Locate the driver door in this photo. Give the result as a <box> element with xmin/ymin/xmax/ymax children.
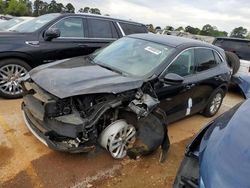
<box><xmin>39</xmin><ymin>16</ymin><xmax>90</xmax><ymax>63</ymax></box>
<box><xmin>155</xmin><ymin>48</ymin><xmax>198</xmax><ymax>123</ymax></box>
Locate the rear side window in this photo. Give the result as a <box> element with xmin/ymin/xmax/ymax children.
<box><xmin>88</xmin><ymin>19</ymin><xmax>118</xmax><ymax>38</ymax></box>
<box><xmin>119</xmin><ymin>22</ymin><xmax>147</xmax><ymax>35</ymax></box>
<box><xmin>51</xmin><ymin>17</ymin><xmax>84</xmax><ymax>37</ymax></box>
<box><xmin>195</xmin><ymin>49</ymin><xmax>217</xmax><ymax>72</ymax></box>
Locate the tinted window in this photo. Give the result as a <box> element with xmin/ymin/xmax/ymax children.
<box><xmin>223</xmin><ymin>40</ymin><xmax>249</xmax><ymax>49</ymax></box>
<box><xmin>88</xmin><ymin>19</ymin><xmax>118</xmax><ymax>38</ymax></box>
<box><xmin>167</xmin><ymin>49</ymin><xmax>195</xmax><ymax>77</ymax></box>
<box><xmin>51</xmin><ymin>17</ymin><xmax>84</xmax><ymax>37</ymax></box>
<box><xmin>195</xmin><ymin>49</ymin><xmax>217</xmax><ymax>72</ymax></box>
<box><xmin>214</xmin><ymin>39</ymin><xmax>250</xmax><ymax>61</ymax></box>
<box><xmin>213</xmin><ymin>38</ymin><xmax>224</xmax><ymax>47</ymax></box>
<box><xmin>119</xmin><ymin>22</ymin><xmax>147</xmax><ymax>35</ymax></box>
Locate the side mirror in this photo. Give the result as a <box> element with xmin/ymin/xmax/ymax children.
<box><xmin>162</xmin><ymin>73</ymin><xmax>184</xmax><ymax>85</ymax></box>
<box><xmin>44</xmin><ymin>28</ymin><xmax>60</xmax><ymax>41</ymax></box>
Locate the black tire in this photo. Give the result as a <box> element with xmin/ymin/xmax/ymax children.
<box><xmin>225</xmin><ymin>51</ymin><xmax>240</xmax><ymax>75</ymax></box>
<box><xmin>0</xmin><ymin>58</ymin><xmax>31</xmax><ymax>99</ymax></box>
<box><xmin>202</xmin><ymin>88</ymin><xmax>225</xmax><ymax>117</ymax></box>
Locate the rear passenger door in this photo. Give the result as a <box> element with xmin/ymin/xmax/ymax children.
<box><xmin>84</xmin><ymin>18</ymin><xmax>119</xmax><ymax>53</ymax></box>
<box><xmin>191</xmin><ymin>48</ymin><xmax>225</xmax><ymax>113</ymax></box>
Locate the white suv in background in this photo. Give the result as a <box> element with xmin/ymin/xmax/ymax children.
<box><xmin>213</xmin><ymin>37</ymin><xmax>250</xmax><ymax>76</ymax></box>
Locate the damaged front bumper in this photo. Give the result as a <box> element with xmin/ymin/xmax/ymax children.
<box><xmin>22</xmin><ymin>97</ymin><xmax>95</xmax><ymax>153</ymax></box>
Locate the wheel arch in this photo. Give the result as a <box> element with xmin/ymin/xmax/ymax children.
<box><xmin>0</xmin><ymin>52</ymin><xmax>35</xmax><ymax>68</ymax></box>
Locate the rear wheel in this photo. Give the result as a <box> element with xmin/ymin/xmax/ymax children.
<box><xmin>225</xmin><ymin>51</ymin><xmax>240</xmax><ymax>75</ymax></box>
<box><xmin>0</xmin><ymin>59</ymin><xmax>31</xmax><ymax>99</ymax></box>
<box><xmin>202</xmin><ymin>88</ymin><xmax>224</xmax><ymax>117</ymax></box>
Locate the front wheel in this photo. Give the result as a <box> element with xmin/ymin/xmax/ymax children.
<box><xmin>202</xmin><ymin>88</ymin><xmax>224</xmax><ymax>117</ymax></box>
<box><xmin>99</xmin><ymin>120</ymin><xmax>136</xmax><ymax>159</ymax></box>
<box><xmin>0</xmin><ymin>59</ymin><xmax>31</xmax><ymax>99</ymax></box>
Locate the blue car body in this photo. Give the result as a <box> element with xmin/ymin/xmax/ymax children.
<box><xmin>231</xmin><ymin>74</ymin><xmax>250</xmax><ymax>99</ymax></box>
<box><xmin>174</xmin><ymin>99</ymin><xmax>250</xmax><ymax>188</ymax></box>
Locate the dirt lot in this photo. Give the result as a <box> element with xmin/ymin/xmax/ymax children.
<box><xmin>0</xmin><ymin>91</ymin><xmax>244</xmax><ymax>188</ymax></box>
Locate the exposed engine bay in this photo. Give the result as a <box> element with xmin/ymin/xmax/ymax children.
<box><xmin>22</xmin><ymin>80</ymin><xmax>169</xmax><ymax>161</ymax></box>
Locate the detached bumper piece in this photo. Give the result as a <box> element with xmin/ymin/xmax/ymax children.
<box><xmin>22</xmin><ymin>102</ymin><xmax>95</xmax><ymax>153</ymax></box>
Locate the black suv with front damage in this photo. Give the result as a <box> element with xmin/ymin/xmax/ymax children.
<box><xmin>21</xmin><ymin>34</ymin><xmax>230</xmax><ymax>159</ymax></box>
<box><xmin>0</xmin><ymin>13</ymin><xmax>147</xmax><ymax>98</ymax></box>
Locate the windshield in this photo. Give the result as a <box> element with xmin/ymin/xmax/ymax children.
<box><xmin>14</xmin><ymin>13</ymin><xmax>60</xmax><ymax>32</ymax></box>
<box><xmin>93</xmin><ymin>37</ymin><xmax>174</xmax><ymax>77</ymax></box>
<box><xmin>0</xmin><ymin>17</ymin><xmax>24</xmax><ymax>31</ymax></box>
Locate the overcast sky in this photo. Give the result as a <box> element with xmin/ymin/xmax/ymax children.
<box><xmin>32</xmin><ymin>0</ymin><xmax>250</xmax><ymax>33</ymax></box>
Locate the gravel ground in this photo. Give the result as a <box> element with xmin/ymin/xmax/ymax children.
<box><xmin>0</xmin><ymin>91</ymin><xmax>243</xmax><ymax>188</ymax></box>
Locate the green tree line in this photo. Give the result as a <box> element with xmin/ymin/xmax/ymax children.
<box><xmin>0</xmin><ymin>0</ymin><xmax>101</xmax><ymax>16</ymax></box>
<box><xmin>148</xmin><ymin>24</ymin><xmax>250</xmax><ymax>39</ymax></box>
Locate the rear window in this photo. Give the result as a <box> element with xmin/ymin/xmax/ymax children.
<box><xmin>119</xmin><ymin>22</ymin><xmax>147</xmax><ymax>35</ymax></box>
<box><xmin>214</xmin><ymin>39</ymin><xmax>250</xmax><ymax>61</ymax></box>
<box><xmin>88</xmin><ymin>18</ymin><xmax>118</xmax><ymax>38</ymax></box>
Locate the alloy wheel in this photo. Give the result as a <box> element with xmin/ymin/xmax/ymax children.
<box><xmin>0</xmin><ymin>64</ymin><xmax>28</xmax><ymax>96</ymax></box>
<box><xmin>99</xmin><ymin>120</ymin><xmax>136</xmax><ymax>159</ymax></box>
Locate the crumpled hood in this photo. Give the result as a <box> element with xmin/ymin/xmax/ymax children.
<box><xmin>29</xmin><ymin>56</ymin><xmax>144</xmax><ymax>98</ymax></box>
<box><xmin>199</xmin><ymin>99</ymin><xmax>250</xmax><ymax>188</ymax></box>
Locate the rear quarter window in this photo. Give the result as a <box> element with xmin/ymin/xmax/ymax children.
<box><xmin>119</xmin><ymin>22</ymin><xmax>147</xmax><ymax>35</ymax></box>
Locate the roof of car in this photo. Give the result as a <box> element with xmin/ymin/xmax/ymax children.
<box><xmin>60</xmin><ymin>13</ymin><xmax>145</xmax><ymax>26</ymax></box>
<box><xmin>128</xmin><ymin>33</ymin><xmax>216</xmax><ymax>48</ymax></box>
<box><xmin>215</xmin><ymin>37</ymin><xmax>250</xmax><ymax>42</ymax></box>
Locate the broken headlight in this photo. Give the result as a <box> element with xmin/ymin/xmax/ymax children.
<box><xmin>45</xmin><ymin>100</ymin><xmax>72</xmax><ymax>118</ymax></box>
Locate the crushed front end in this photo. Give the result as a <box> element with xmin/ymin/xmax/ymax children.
<box><xmin>21</xmin><ymin>78</ymin><xmax>167</xmax><ymax>157</ymax></box>
<box><xmin>21</xmin><ymin>80</ymin><xmax>99</xmax><ymax>153</ymax></box>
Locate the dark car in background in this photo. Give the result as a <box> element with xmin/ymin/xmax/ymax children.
<box><xmin>213</xmin><ymin>37</ymin><xmax>250</xmax><ymax>75</ymax></box>
<box><xmin>22</xmin><ymin>34</ymin><xmax>230</xmax><ymax>159</ymax></box>
<box><xmin>173</xmin><ymin>99</ymin><xmax>250</xmax><ymax>188</ymax></box>
<box><xmin>0</xmin><ymin>13</ymin><xmax>148</xmax><ymax>98</ymax></box>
